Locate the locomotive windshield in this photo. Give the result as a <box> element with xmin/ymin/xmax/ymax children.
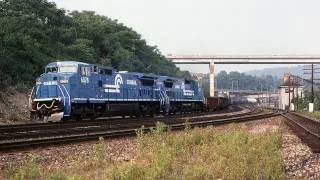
<box><xmin>46</xmin><ymin>67</ymin><xmax>58</xmax><ymax>73</ymax></box>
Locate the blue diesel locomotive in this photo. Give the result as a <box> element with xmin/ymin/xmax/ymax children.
<box><xmin>29</xmin><ymin>61</ymin><xmax>204</xmax><ymax>122</ymax></box>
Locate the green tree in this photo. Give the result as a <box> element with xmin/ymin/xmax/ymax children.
<box><xmin>0</xmin><ymin>0</ymin><xmax>189</xmax><ymax>91</ymax></box>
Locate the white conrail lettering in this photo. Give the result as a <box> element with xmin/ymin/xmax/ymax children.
<box><xmin>43</xmin><ymin>81</ymin><xmax>58</xmax><ymax>85</ymax></box>
<box><xmin>183</xmin><ymin>90</ymin><xmax>194</xmax><ymax>96</ymax></box>
<box><xmin>127</xmin><ymin>80</ymin><xmax>137</xmax><ymax>85</ymax></box>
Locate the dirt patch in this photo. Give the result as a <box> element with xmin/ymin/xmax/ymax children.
<box><xmin>0</xmin><ymin>91</ymin><xmax>30</xmax><ymax>124</ymax></box>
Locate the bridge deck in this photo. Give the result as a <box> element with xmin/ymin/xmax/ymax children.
<box><xmin>166</xmin><ymin>55</ymin><xmax>320</xmax><ymax>64</ymax></box>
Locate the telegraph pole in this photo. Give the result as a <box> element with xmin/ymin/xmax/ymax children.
<box><xmin>288</xmin><ymin>76</ymin><xmax>291</xmax><ymax>110</ymax></box>
<box><xmin>303</xmin><ymin>63</ymin><xmax>320</xmax><ymax>112</ymax></box>
<box><xmin>311</xmin><ymin>63</ymin><xmax>314</xmax><ymax>104</ymax></box>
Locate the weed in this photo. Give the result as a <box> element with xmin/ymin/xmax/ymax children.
<box><xmin>91</xmin><ymin>137</ymin><xmax>107</xmax><ymax>167</ymax></box>
<box><xmin>12</xmin><ymin>155</ymin><xmax>40</xmax><ymax>180</ymax></box>
<box><xmin>48</xmin><ymin>173</ymin><xmax>69</xmax><ymax>180</ymax></box>
<box><xmin>109</xmin><ymin>124</ymin><xmax>285</xmax><ymax>179</ymax></box>
<box><xmin>184</xmin><ymin>118</ymin><xmax>191</xmax><ymax>131</ymax></box>
<box><xmin>150</xmin><ymin>121</ymin><xmax>169</xmax><ymax>134</ymax></box>
<box><xmin>5</xmin><ymin>123</ymin><xmax>285</xmax><ymax>179</ymax></box>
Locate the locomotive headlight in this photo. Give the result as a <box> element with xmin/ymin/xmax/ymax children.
<box><xmin>60</xmin><ymin>79</ymin><xmax>69</xmax><ymax>84</ymax></box>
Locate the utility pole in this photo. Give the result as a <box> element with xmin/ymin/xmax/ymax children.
<box><xmin>303</xmin><ymin>63</ymin><xmax>320</xmax><ymax>112</ymax></box>
<box><xmin>311</xmin><ymin>63</ymin><xmax>314</xmax><ymax>104</ymax></box>
<box><xmin>288</xmin><ymin>76</ymin><xmax>291</xmax><ymax>110</ymax></box>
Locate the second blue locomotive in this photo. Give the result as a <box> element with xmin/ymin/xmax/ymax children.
<box><xmin>29</xmin><ymin>61</ymin><xmax>204</xmax><ymax>122</ymax></box>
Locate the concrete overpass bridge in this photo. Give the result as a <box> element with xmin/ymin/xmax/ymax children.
<box><xmin>216</xmin><ymin>89</ymin><xmax>278</xmax><ymax>102</ymax></box>
<box><xmin>166</xmin><ymin>54</ymin><xmax>320</xmax><ymax>97</ymax></box>
<box><xmin>217</xmin><ymin>89</ymin><xmax>276</xmax><ymax>95</ymax></box>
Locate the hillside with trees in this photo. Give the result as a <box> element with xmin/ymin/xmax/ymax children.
<box><xmin>245</xmin><ymin>66</ymin><xmax>304</xmax><ymax>78</ymax></box>
<box><xmin>200</xmin><ymin>71</ymin><xmax>281</xmax><ymax>97</ymax></box>
<box><xmin>0</xmin><ymin>0</ymin><xmax>189</xmax><ymax>91</ymax></box>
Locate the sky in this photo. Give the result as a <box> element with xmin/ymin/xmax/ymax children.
<box><xmin>51</xmin><ymin>0</ymin><xmax>320</xmax><ymax>74</ymax></box>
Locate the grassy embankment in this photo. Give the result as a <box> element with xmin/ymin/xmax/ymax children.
<box><xmin>300</xmin><ymin>111</ymin><xmax>320</xmax><ymax>121</ymax></box>
<box><xmin>5</xmin><ymin>123</ymin><xmax>285</xmax><ymax>179</ymax></box>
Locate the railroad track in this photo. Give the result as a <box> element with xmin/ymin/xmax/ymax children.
<box><xmin>0</xmin><ymin>108</ymin><xmax>278</xmax><ymax>151</ymax></box>
<box><xmin>281</xmin><ymin>112</ymin><xmax>320</xmax><ymax>153</ymax></box>
<box><xmin>0</xmin><ymin>105</ymin><xmax>243</xmax><ymax>134</ymax></box>
<box><xmin>0</xmin><ymin>107</ymin><xmax>259</xmax><ymax>141</ymax></box>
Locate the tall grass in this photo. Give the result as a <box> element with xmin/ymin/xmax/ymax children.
<box><xmin>303</xmin><ymin>111</ymin><xmax>320</xmax><ymax>120</ymax></box>
<box><xmin>6</xmin><ymin>123</ymin><xmax>285</xmax><ymax>179</ymax></box>
<box><xmin>8</xmin><ymin>155</ymin><xmax>41</xmax><ymax>180</ymax></box>
<box><xmin>109</xmin><ymin>123</ymin><xmax>285</xmax><ymax>179</ymax></box>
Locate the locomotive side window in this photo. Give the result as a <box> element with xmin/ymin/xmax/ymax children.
<box><xmin>93</xmin><ymin>66</ymin><xmax>98</xmax><ymax>73</ymax></box>
<box><xmin>81</xmin><ymin>67</ymin><xmax>91</xmax><ymax>76</ymax></box>
<box><xmin>104</xmin><ymin>69</ymin><xmax>112</xmax><ymax>75</ymax></box>
<box><xmin>99</xmin><ymin>68</ymin><xmax>113</xmax><ymax>75</ymax></box>
<box><xmin>164</xmin><ymin>81</ymin><xmax>173</xmax><ymax>88</ymax></box>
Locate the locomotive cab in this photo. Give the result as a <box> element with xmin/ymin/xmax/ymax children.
<box><xmin>29</xmin><ymin>61</ymin><xmax>87</xmax><ymax>122</ymax></box>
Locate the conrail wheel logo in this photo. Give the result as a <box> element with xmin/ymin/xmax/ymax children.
<box><xmin>103</xmin><ymin>74</ymin><xmax>123</xmax><ymax>93</ymax></box>
<box><xmin>115</xmin><ymin>74</ymin><xmax>123</xmax><ymax>86</ymax></box>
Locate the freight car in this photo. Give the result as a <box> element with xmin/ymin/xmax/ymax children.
<box><xmin>29</xmin><ymin>61</ymin><xmax>206</xmax><ymax>122</ymax></box>
<box><xmin>205</xmin><ymin>96</ymin><xmax>230</xmax><ymax>111</ymax></box>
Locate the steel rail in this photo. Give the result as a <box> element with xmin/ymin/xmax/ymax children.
<box><xmin>0</xmin><ymin>108</ymin><xmax>260</xmax><ymax>141</ymax></box>
<box><xmin>281</xmin><ymin>113</ymin><xmax>320</xmax><ymax>153</ymax></box>
<box><xmin>0</xmin><ymin>111</ymin><xmax>279</xmax><ymax>151</ymax></box>
<box><xmin>0</xmin><ymin>107</ymin><xmax>242</xmax><ymax>133</ymax></box>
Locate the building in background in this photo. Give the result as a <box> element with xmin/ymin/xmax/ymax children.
<box><xmin>278</xmin><ymin>74</ymin><xmax>304</xmax><ymax>110</ymax></box>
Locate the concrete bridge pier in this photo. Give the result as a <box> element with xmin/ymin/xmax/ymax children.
<box><xmin>209</xmin><ymin>61</ymin><xmax>215</xmax><ymax>97</ymax></box>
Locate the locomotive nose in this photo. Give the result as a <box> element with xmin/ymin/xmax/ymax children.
<box><xmin>31</xmin><ymin>73</ymin><xmax>72</xmax><ymax>122</ymax></box>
